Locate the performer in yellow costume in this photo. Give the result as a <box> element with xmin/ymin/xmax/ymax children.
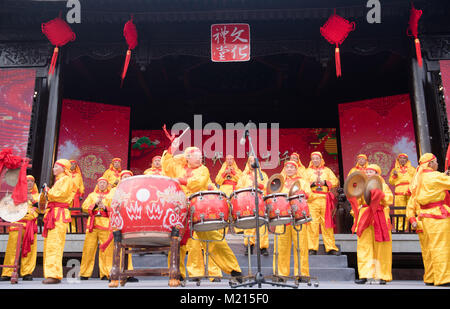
<box><xmin>42</xmin><ymin>159</ymin><xmax>75</xmax><ymax>284</ymax></box>
<box><xmin>388</xmin><ymin>153</ymin><xmax>416</xmax><ymax>231</ymax></box>
<box><xmin>407</xmin><ymin>153</ymin><xmax>450</xmax><ymax>286</ymax></box>
<box><xmin>108</xmin><ymin>169</ymin><xmax>139</xmax><ymax>283</ymax></box>
<box><xmin>102</xmin><ymin>158</ymin><xmax>122</xmax><ymax>188</ymax></box>
<box><xmin>354</xmin><ymin>164</ymin><xmax>393</xmax><ymax>284</ymax></box>
<box><xmin>348</xmin><ymin>154</ymin><xmax>368</xmax><ymax>176</ymax></box>
<box><xmin>143</xmin><ymin>155</ymin><xmax>162</xmax><ymax>175</ymax></box>
<box><xmin>0</xmin><ymin>175</ymin><xmax>40</xmax><ymax>281</ymax></box>
<box><xmin>69</xmin><ymin>160</ymin><xmax>84</xmax><ymax>232</ymax></box>
<box><xmin>162</xmin><ymin>138</ymin><xmax>242</xmax><ymax>282</ymax></box>
<box><xmin>215</xmin><ymin>154</ymin><xmax>243</xmax><ymax>234</ymax></box>
<box><xmin>304</xmin><ymin>151</ymin><xmax>340</xmax><ymax>255</ymax></box>
<box><xmin>215</xmin><ymin>155</ymin><xmax>242</xmax><ymax>197</ymax></box>
<box><xmin>79</xmin><ymin>177</ymin><xmax>114</xmax><ymax>280</ymax></box>
<box><xmin>272</xmin><ymin>161</ymin><xmax>312</xmax><ymax>280</ymax></box>
<box><xmin>236</xmin><ymin>156</ymin><xmax>270</xmax><ymax>256</ymax></box>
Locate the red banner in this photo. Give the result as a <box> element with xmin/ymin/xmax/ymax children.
<box><xmin>130</xmin><ymin>128</ymin><xmax>339</xmax><ymax>182</ymax></box>
<box><xmin>211</xmin><ymin>23</ymin><xmax>250</xmax><ymax>62</ymax></box>
<box><xmin>440</xmin><ymin>60</ymin><xmax>450</xmax><ymax>125</ymax></box>
<box><xmin>56</xmin><ymin>99</ymin><xmax>130</xmax><ymax>197</ymax></box>
<box><xmin>338</xmin><ymin>94</ymin><xmax>418</xmax><ymax>187</ymax></box>
<box><xmin>0</xmin><ymin>68</ymin><xmax>36</xmax><ymax>198</ymax></box>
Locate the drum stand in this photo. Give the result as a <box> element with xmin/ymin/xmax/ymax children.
<box><xmin>0</xmin><ymin>222</ymin><xmax>24</xmax><ymax>284</ymax></box>
<box><xmin>185</xmin><ymin>225</ymin><xmax>227</xmax><ymax>286</ymax></box>
<box><xmin>268</xmin><ymin>223</ymin><xmax>319</xmax><ymax>287</ymax></box>
<box><xmin>109</xmin><ymin>228</ymin><xmax>181</xmax><ymax>288</ymax></box>
<box><xmin>230</xmin><ymin>224</ymin><xmax>268</xmax><ymax>283</ymax></box>
<box><xmin>231</xmin><ymin>124</ymin><xmax>297</xmax><ymax>289</ymax></box>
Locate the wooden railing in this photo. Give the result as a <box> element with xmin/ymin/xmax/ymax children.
<box><xmin>0</xmin><ymin>208</ymin><xmax>89</xmax><ymax>235</ymax></box>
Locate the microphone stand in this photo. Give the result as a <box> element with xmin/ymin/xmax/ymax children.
<box><xmin>231</xmin><ymin>126</ymin><xmax>297</xmax><ymax>289</ymax></box>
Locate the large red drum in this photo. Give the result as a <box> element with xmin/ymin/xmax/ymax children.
<box><xmin>188</xmin><ymin>191</ymin><xmax>229</xmax><ymax>232</ymax></box>
<box><xmin>110</xmin><ymin>175</ymin><xmax>188</xmax><ymax>246</ymax></box>
<box><xmin>288</xmin><ymin>194</ymin><xmax>312</xmax><ymax>225</ymax></box>
<box><xmin>264</xmin><ymin>193</ymin><xmax>292</xmax><ymax>226</ymax></box>
<box><xmin>229</xmin><ymin>188</ymin><xmax>266</xmax><ymax>229</ymax></box>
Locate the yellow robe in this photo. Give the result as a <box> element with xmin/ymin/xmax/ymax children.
<box><xmin>354</xmin><ymin>182</ymin><xmax>393</xmax><ymax>281</ymax></box>
<box><xmin>236</xmin><ymin>168</ymin><xmax>269</xmax><ymax>249</ymax></box>
<box><xmin>43</xmin><ymin>173</ymin><xmax>74</xmax><ymax>279</ymax></box>
<box><xmin>1</xmin><ymin>200</ymin><xmax>39</xmax><ymax>277</ymax></box>
<box><xmin>406</xmin><ymin>196</ymin><xmax>433</xmax><ymax>284</ymax></box>
<box><xmin>273</xmin><ymin>176</ymin><xmax>312</xmax><ymax>277</ymax></box>
<box><xmin>304</xmin><ymin>166</ymin><xmax>339</xmax><ymax>252</ymax></box>
<box><xmin>412</xmin><ymin>170</ymin><xmax>450</xmax><ymax>285</ymax></box>
<box><xmin>389</xmin><ymin>164</ymin><xmax>415</xmax><ymax>230</ymax></box>
<box><xmin>102</xmin><ymin>167</ymin><xmax>121</xmax><ymax>188</ymax></box>
<box><xmin>79</xmin><ymin>188</ymin><xmax>114</xmax><ymax>279</ymax></box>
<box><xmin>162</xmin><ymin>151</ymin><xmax>241</xmax><ymax>277</ymax></box>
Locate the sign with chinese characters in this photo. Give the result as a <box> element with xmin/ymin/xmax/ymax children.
<box><xmin>211</xmin><ymin>23</ymin><xmax>250</xmax><ymax>62</ymax></box>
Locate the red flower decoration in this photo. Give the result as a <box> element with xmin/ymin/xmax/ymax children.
<box><xmin>320</xmin><ymin>13</ymin><xmax>355</xmax><ymax>77</ymax></box>
<box><xmin>42</xmin><ymin>17</ymin><xmax>76</xmax><ymax>76</ymax></box>
<box><xmin>407</xmin><ymin>5</ymin><xmax>423</xmax><ymax>67</ymax></box>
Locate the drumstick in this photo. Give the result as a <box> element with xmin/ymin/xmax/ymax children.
<box><xmin>178</xmin><ymin>126</ymin><xmax>190</xmax><ymax>140</ymax></box>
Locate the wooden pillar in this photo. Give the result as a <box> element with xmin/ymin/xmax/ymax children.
<box><xmin>39</xmin><ymin>56</ymin><xmax>62</xmax><ymax>186</ymax></box>
<box><xmin>410</xmin><ymin>57</ymin><xmax>432</xmax><ymax>156</ymax></box>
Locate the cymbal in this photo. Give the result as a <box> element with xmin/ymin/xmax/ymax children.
<box><xmin>0</xmin><ymin>195</ymin><xmax>28</xmax><ymax>222</ymax></box>
<box><xmin>364</xmin><ymin>175</ymin><xmax>383</xmax><ymax>204</ymax></box>
<box><xmin>343</xmin><ymin>171</ymin><xmax>367</xmax><ymax>198</ymax></box>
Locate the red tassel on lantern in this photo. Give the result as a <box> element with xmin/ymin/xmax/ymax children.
<box><xmin>121</xmin><ymin>17</ymin><xmax>138</xmax><ymax>87</ymax></box>
<box><xmin>320</xmin><ymin>12</ymin><xmax>355</xmax><ymax>78</ymax></box>
<box><xmin>41</xmin><ymin>17</ymin><xmax>76</xmax><ymax>76</ymax></box>
<box><xmin>407</xmin><ymin>5</ymin><xmax>423</xmax><ymax>67</ymax></box>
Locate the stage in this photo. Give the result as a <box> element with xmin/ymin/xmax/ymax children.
<box><xmin>0</xmin><ymin>277</ymin><xmax>440</xmax><ymax>290</ymax></box>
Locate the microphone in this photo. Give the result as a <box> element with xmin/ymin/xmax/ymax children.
<box><xmin>240</xmin><ymin>122</ymin><xmax>251</xmax><ymax>145</ymax></box>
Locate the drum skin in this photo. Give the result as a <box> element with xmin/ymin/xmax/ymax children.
<box><xmin>230</xmin><ymin>188</ymin><xmax>266</xmax><ymax>229</ymax></box>
<box><xmin>264</xmin><ymin>193</ymin><xmax>292</xmax><ymax>226</ymax></box>
<box><xmin>188</xmin><ymin>191</ymin><xmax>229</xmax><ymax>232</ymax></box>
<box><xmin>110</xmin><ymin>175</ymin><xmax>188</xmax><ymax>246</ymax></box>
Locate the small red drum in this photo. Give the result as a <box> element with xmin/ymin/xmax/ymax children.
<box><xmin>264</xmin><ymin>193</ymin><xmax>292</xmax><ymax>226</ymax></box>
<box><xmin>188</xmin><ymin>191</ymin><xmax>229</xmax><ymax>232</ymax></box>
<box><xmin>288</xmin><ymin>194</ymin><xmax>312</xmax><ymax>225</ymax></box>
<box><xmin>230</xmin><ymin>188</ymin><xmax>266</xmax><ymax>229</ymax></box>
<box><xmin>110</xmin><ymin>175</ymin><xmax>188</xmax><ymax>246</ymax></box>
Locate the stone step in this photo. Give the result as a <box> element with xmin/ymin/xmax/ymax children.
<box><xmin>132</xmin><ymin>252</ymin><xmax>355</xmax><ymax>281</ymax></box>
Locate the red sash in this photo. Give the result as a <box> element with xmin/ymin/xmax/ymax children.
<box><xmin>71</xmin><ymin>190</ymin><xmax>81</xmax><ymax>215</ymax></box>
<box><xmin>42</xmin><ymin>202</ymin><xmax>70</xmax><ymax>238</ymax></box>
<box><xmin>20</xmin><ymin>218</ymin><xmax>37</xmax><ymax>258</ymax></box>
<box><xmin>419</xmin><ymin>198</ymin><xmax>450</xmax><ymax>219</ymax></box>
<box><xmin>356</xmin><ymin>189</ymin><xmax>390</xmax><ymax>242</ymax></box>
<box><xmin>313</xmin><ymin>185</ymin><xmax>336</xmax><ymax>229</ymax></box>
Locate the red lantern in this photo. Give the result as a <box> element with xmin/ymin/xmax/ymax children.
<box><xmin>41</xmin><ymin>17</ymin><xmax>76</xmax><ymax>76</ymax></box>
<box><xmin>320</xmin><ymin>13</ymin><xmax>355</xmax><ymax>77</ymax></box>
<box><xmin>121</xmin><ymin>17</ymin><xmax>138</xmax><ymax>87</ymax></box>
<box><xmin>407</xmin><ymin>4</ymin><xmax>423</xmax><ymax>67</ymax></box>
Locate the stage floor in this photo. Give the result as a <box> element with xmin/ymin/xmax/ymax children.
<box><xmin>0</xmin><ymin>277</ymin><xmax>444</xmax><ymax>289</ymax></box>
